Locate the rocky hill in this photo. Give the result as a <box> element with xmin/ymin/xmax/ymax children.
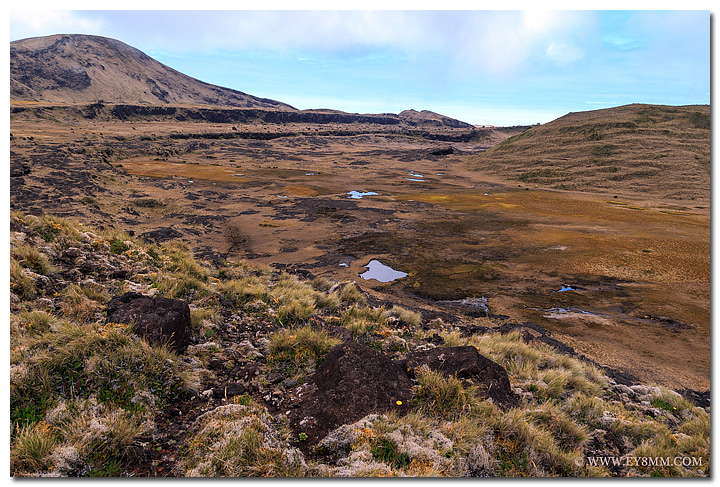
<box><xmin>10</xmin><ymin>34</ymin><xmax>294</xmax><ymax>109</ymax></box>
<box><xmin>469</xmin><ymin>104</ymin><xmax>710</xmax><ymax>202</ymax></box>
<box><xmin>9</xmin><ymin>212</ymin><xmax>710</xmax><ymax>477</ymax></box>
<box><xmin>399</xmin><ymin>109</ymin><xmax>474</xmax><ymax>129</ymax></box>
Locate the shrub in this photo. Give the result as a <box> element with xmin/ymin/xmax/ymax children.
<box><xmin>132</xmin><ymin>198</ymin><xmax>165</xmax><ymax>209</ymax></box>
<box><xmin>371</xmin><ymin>438</ymin><xmax>411</xmax><ymax>469</ymax></box>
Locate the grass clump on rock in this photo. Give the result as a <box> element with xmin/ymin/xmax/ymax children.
<box><xmin>267</xmin><ymin>325</ymin><xmax>341</xmax><ymax>380</ymax></box>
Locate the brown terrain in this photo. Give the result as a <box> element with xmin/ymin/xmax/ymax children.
<box><xmin>10</xmin><ymin>32</ymin><xmax>710</xmax><ymax>399</ymax></box>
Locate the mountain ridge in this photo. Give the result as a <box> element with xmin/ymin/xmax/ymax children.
<box><xmin>10</xmin><ymin>34</ymin><xmax>295</xmax><ymax>109</ymax></box>
<box><xmin>10</xmin><ymin>33</ymin><xmax>474</xmax><ymax>129</ymax></box>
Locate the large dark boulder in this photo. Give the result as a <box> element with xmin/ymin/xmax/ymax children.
<box><xmin>106</xmin><ymin>292</ymin><xmax>191</xmax><ymax>353</ymax></box>
<box><xmin>139</xmin><ymin>227</ymin><xmax>183</xmax><ymax>244</ymax></box>
<box><xmin>406</xmin><ymin>346</ymin><xmax>517</xmax><ymax>408</ymax></box>
<box><xmin>289</xmin><ymin>340</ymin><xmax>414</xmax><ymax>447</ymax></box>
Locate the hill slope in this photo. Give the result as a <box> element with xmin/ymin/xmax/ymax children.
<box><xmin>10</xmin><ymin>34</ymin><xmax>294</xmax><ymax>109</ymax></box>
<box><xmin>469</xmin><ymin>104</ymin><xmax>710</xmax><ymax>202</ymax></box>
<box><xmin>9</xmin><ymin>212</ymin><xmax>710</xmax><ymax>477</ymax></box>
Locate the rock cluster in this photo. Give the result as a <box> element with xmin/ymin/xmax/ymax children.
<box><xmin>106</xmin><ymin>292</ymin><xmax>191</xmax><ymax>353</ymax></box>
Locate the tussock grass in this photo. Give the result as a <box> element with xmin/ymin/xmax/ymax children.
<box><xmin>342</xmin><ymin>305</ymin><xmax>387</xmax><ymax>339</ymax></box>
<box><xmin>19</xmin><ymin>213</ymin><xmax>83</xmax><ymax>244</ymax></box>
<box><xmin>48</xmin><ymin>400</ymin><xmax>145</xmax><ymax>476</ymax></box>
<box><xmin>17</xmin><ymin>310</ymin><xmax>60</xmax><ymax>335</ymax></box>
<box><xmin>151</xmin><ymin>270</ymin><xmax>208</xmax><ymax>300</ymax></box>
<box><xmin>455</xmin><ymin>330</ymin><xmax>607</xmax><ymax>401</ymax></box>
<box><xmin>270</xmin><ymin>274</ymin><xmax>318</xmax><ymax>324</ymax></box>
<box><xmin>11</xmin><ymin>258</ymin><xmax>38</xmax><ymax>300</ymax></box>
<box><xmin>339</xmin><ymin>282</ymin><xmax>367</xmax><ymax>306</ymax></box>
<box><xmin>310</xmin><ymin>276</ymin><xmax>333</xmax><ymax>292</ymax></box>
<box><xmin>11</xmin><ymin>244</ymin><xmax>55</xmax><ymax>275</ymax></box>
<box><xmin>59</xmin><ymin>283</ymin><xmax>109</xmax><ymax>322</ymax></box>
<box><xmin>11</xmin><ymin>321</ymin><xmax>194</xmax><ymax>429</ymax></box>
<box><xmin>158</xmin><ymin>240</ymin><xmax>208</xmax><ymax>280</ymax></box>
<box><xmin>10</xmin><ymin>421</ymin><xmax>58</xmax><ymax>474</ymax></box>
<box><xmin>267</xmin><ymin>325</ymin><xmax>341</xmax><ymax>379</ymax></box>
<box><xmin>414</xmin><ymin>366</ymin><xmax>479</xmax><ymax>420</ymax></box>
<box><xmin>525</xmin><ymin>402</ymin><xmax>590</xmax><ymax>450</ymax></box>
<box><xmin>385</xmin><ymin>305</ymin><xmax>422</xmax><ymax>327</ymax></box>
<box><xmin>651</xmin><ymin>387</ymin><xmax>696</xmax><ymax>414</ymax></box>
<box><xmin>216</xmin><ymin>276</ymin><xmax>269</xmax><ymax>307</ymax></box>
<box><xmin>190</xmin><ymin>307</ymin><xmax>221</xmax><ymax>332</ymax></box>
<box><xmin>184</xmin><ymin>403</ymin><xmax>307</xmax><ymax>477</ymax></box>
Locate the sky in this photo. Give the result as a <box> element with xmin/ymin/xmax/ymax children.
<box><xmin>7</xmin><ymin>6</ymin><xmax>712</xmax><ymax>126</ymax></box>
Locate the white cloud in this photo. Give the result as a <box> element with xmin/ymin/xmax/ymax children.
<box><xmin>545</xmin><ymin>41</ymin><xmax>584</xmax><ymax>65</ymax></box>
<box><xmin>10</xmin><ymin>10</ymin><xmax>105</xmax><ymax>40</ymax></box>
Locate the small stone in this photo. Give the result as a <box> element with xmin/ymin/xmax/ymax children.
<box><xmin>266</xmin><ymin>373</ymin><xmax>284</xmax><ymax>384</ymax></box>
<box><xmin>209</xmin><ymin>359</ymin><xmax>225</xmax><ymax>371</ymax></box>
<box><xmin>283</xmin><ymin>379</ymin><xmax>299</xmax><ymax>389</ymax></box>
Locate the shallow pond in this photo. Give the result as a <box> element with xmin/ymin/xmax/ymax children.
<box><xmin>360</xmin><ymin>259</ymin><xmax>408</xmax><ymax>282</ymax></box>
<box><xmin>347</xmin><ymin>191</ymin><xmax>378</xmax><ymax>199</ymax></box>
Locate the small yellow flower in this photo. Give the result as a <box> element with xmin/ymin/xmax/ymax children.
<box><xmin>396</xmin><ymin>400</ymin><xmax>403</xmax><ymax>406</ymax></box>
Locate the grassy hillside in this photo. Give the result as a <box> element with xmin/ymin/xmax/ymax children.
<box><xmin>10</xmin><ymin>212</ymin><xmax>709</xmax><ymax>477</ymax></box>
<box><xmin>469</xmin><ymin>104</ymin><xmax>710</xmax><ymax>202</ymax></box>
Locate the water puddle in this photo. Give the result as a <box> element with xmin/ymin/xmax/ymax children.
<box><xmin>347</xmin><ymin>191</ymin><xmax>378</xmax><ymax>199</ymax></box>
<box><xmin>405</xmin><ymin>171</ymin><xmax>425</xmax><ymax>182</ymax></box>
<box><xmin>550</xmin><ymin>285</ymin><xmax>576</xmax><ymax>294</ymax></box>
<box><xmin>360</xmin><ymin>259</ymin><xmax>408</xmax><ymax>282</ymax></box>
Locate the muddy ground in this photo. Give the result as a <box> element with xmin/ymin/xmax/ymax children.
<box><xmin>10</xmin><ymin>108</ymin><xmax>710</xmax><ymax>392</ymax></box>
